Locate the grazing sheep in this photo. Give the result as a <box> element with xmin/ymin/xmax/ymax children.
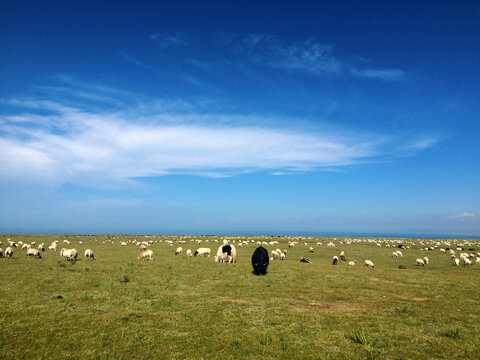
<box><xmin>140</xmin><ymin>244</ymin><xmax>147</xmax><ymax>251</ymax></box>
<box><xmin>186</xmin><ymin>249</ymin><xmax>192</xmax><ymax>258</ymax></box>
<box><xmin>252</xmin><ymin>247</ymin><xmax>269</xmax><ymax>275</ymax></box>
<box><xmin>299</xmin><ymin>257</ymin><xmax>310</xmax><ymax>263</ymax></box>
<box><xmin>215</xmin><ymin>244</ymin><xmax>237</xmax><ymax>263</ymax></box>
<box><xmin>121</xmin><ymin>242</ymin><xmax>127</xmax><ymax>246</ymax></box>
<box><xmin>396</xmin><ymin>251</ymin><xmax>403</xmax><ymax>257</ymax></box>
<box><xmin>340</xmin><ymin>251</ymin><xmax>346</xmax><ymax>262</ymax></box>
<box><xmin>26</xmin><ymin>248</ymin><xmax>42</xmax><ymax>259</ymax></box>
<box><xmin>175</xmin><ymin>247</ymin><xmax>183</xmax><ymax>255</ymax></box>
<box><xmin>423</xmin><ymin>256</ymin><xmax>429</xmax><ymax>265</ymax></box>
<box><xmin>137</xmin><ymin>249</ymin><xmax>153</xmax><ymax>261</ymax></box>
<box><xmin>84</xmin><ymin>249</ymin><xmax>96</xmax><ymax>260</ymax></box>
<box><xmin>332</xmin><ymin>256</ymin><xmax>338</xmax><ymax>265</ymax></box>
<box><xmin>38</xmin><ymin>244</ymin><xmax>46</xmax><ymax>251</ymax></box>
<box><xmin>463</xmin><ymin>258</ymin><xmax>473</xmax><ymax>267</ymax></box>
<box><xmin>194</xmin><ymin>248</ymin><xmax>211</xmax><ymax>257</ymax></box>
<box><xmin>392</xmin><ymin>252</ymin><xmax>398</xmax><ymax>257</ymax></box>
<box><xmin>416</xmin><ymin>258</ymin><xmax>425</xmax><ymax>266</ymax></box>
<box><xmin>454</xmin><ymin>258</ymin><xmax>460</xmax><ymax>266</ymax></box>
<box><xmin>0</xmin><ymin>248</ymin><xmax>3</xmax><ymax>258</ymax></box>
<box><xmin>364</xmin><ymin>260</ymin><xmax>375</xmax><ymax>268</ymax></box>
<box><xmin>60</xmin><ymin>248</ymin><xmax>78</xmax><ymax>261</ymax></box>
<box><xmin>270</xmin><ymin>250</ymin><xmax>280</xmax><ymax>260</ymax></box>
<box><xmin>348</xmin><ymin>260</ymin><xmax>357</xmax><ymax>266</ymax></box>
<box><xmin>279</xmin><ymin>252</ymin><xmax>286</xmax><ymax>260</ymax></box>
<box><xmin>5</xmin><ymin>247</ymin><xmax>13</xmax><ymax>258</ymax></box>
<box><xmin>48</xmin><ymin>244</ymin><xmax>57</xmax><ymax>251</ymax></box>
<box><xmin>309</xmin><ymin>247</ymin><xmax>314</xmax><ymax>253</ymax></box>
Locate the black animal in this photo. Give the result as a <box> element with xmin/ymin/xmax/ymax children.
<box><xmin>397</xmin><ymin>244</ymin><xmax>405</xmax><ymax>249</ymax></box>
<box><xmin>398</xmin><ymin>265</ymin><xmax>407</xmax><ymax>269</ymax></box>
<box><xmin>221</xmin><ymin>245</ymin><xmax>232</xmax><ymax>256</ymax></box>
<box><xmin>299</xmin><ymin>257</ymin><xmax>310</xmax><ymax>263</ymax></box>
<box><xmin>340</xmin><ymin>254</ymin><xmax>346</xmax><ymax>262</ymax></box>
<box><xmin>251</xmin><ymin>247</ymin><xmax>269</xmax><ymax>276</ymax></box>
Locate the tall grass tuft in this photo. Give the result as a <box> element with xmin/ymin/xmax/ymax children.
<box><xmin>444</xmin><ymin>327</ymin><xmax>462</xmax><ymax>339</ymax></box>
<box><xmin>347</xmin><ymin>327</ymin><xmax>383</xmax><ymax>359</ymax></box>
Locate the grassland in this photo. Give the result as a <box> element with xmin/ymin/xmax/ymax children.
<box><xmin>0</xmin><ymin>234</ymin><xmax>479</xmax><ymax>359</ymax></box>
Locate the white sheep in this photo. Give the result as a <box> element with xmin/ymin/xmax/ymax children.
<box><xmin>463</xmin><ymin>258</ymin><xmax>473</xmax><ymax>267</ymax></box>
<box><xmin>332</xmin><ymin>256</ymin><xmax>338</xmax><ymax>265</ymax></box>
<box><xmin>194</xmin><ymin>248</ymin><xmax>211</xmax><ymax>257</ymax></box>
<box><xmin>48</xmin><ymin>243</ymin><xmax>57</xmax><ymax>251</ymax></box>
<box><xmin>137</xmin><ymin>249</ymin><xmax>153</xmax><ymax>261</ymax></box>
<box><xmin>5</xmin><ymin>247</ymin><xmax>13</xmax><ymax>258</ymax></box>
<box><xmin>140</xmin><ymin>244</ymin><xmax>147</xmax><ymax>251</ymax></box>
<box><xmin>348</xmin><ymin>260</ymin><xmax>357</xmax><ymax>266</ymax></box>
<box><xmin>84</xmin><ymin>249</ymin><xmax>96</xmax><ymax>260</ymax></box>
<box><xmin>186</xmin><ymin>249</ymin><xmax>192</xmax><ymax>258</ymax></box>
<box><xmin>454</xmin><ymin>258</ymin><xmax>460</xmax><ymax>266</ymax></box>
<box><xmin>392</xmin><ymin>252</ymin><xmax>398</xmax><ymax>257</ymax></box>
<box><xmin>60</xmin><ymin>248</ymin><xmax>78</xmax><ymax>261</ymax></box>
<box><xmin>364</xmin><ymin>260</ymin><xmax>375</xmax><ymax>268</ymax></box>
<box><xmin>38</xmin><ymin>244</ymin><xmax>46</xmax><ymax>251</ymax></box>
<box><xmin>270</xmin><ymin>250</ymin><xmax>280</xmax><ymax>260</ymax></box>
<box><xmin>26</xmin><ymin>248</ymin><xmax>42</xmax><ymax>259</ymax></box>
<box><xmin>423</xmin><ymin>256</ymin><xmax>429</xmax><ymax>265</ymax></box>
<box><xmin>416</xmin><ymin>258</ymin><xmax>425</xmax><ymax>266</ymax></box>
<box><xmin>175</xmin><ymin>247</ymin><xmax>183</xmax><ymax>255</ymax></box>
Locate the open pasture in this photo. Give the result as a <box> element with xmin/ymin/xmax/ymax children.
<box><xmin>1</xmin><ymin>234</ymin><xmax>479</xmax><ymax>359</ymax></box>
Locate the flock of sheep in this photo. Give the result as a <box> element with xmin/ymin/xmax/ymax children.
<box><xmin>0</xmin><ymin>235</ymin><xmax>479</xmax><ymax>274</ymax></box>
<box><xmin>0</xmin><ymin>239</ymin><xmax>96</xmax><ymax>262</ymax></box>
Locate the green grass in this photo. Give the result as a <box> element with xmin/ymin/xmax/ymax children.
<box><xmin>0</xmin><ymin>234</ymin><xmax>479</xmax><ymax>359</ymax></box>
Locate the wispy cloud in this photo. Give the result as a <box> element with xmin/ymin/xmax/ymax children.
<box><xmin>450</xmin><ymin>212</ymin><xmax>475</xmax><ymax>219</ymax></box>
<box><xmin>120</xmin><ymin>52</ymin><xmax>163</xmax><ymax>76</ymax></box>
<box><xmin>240</xmin><ymin>34</ymin><xmax>405</xmax><ymax>81</ymax></box>
<box><xmin>149</xmin><ymin>33</ymin><xmax>187</xmax><ymax>48</ymax></box>
<box><xmin>0</xmin><ymin>81</ymin><xmax>436</xmax><ymax>188</ymax></box>
<box><xmin>350</xmin><ymin>68</ymin><xmax>405</xmax><ymax>82</ymax></box>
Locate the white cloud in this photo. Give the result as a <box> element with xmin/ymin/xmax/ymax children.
<box><xmin>241</xmin><ymin>34</ymin><xmax>405</xmax><ymax>81</ymax></box>
<box><xmin>450</xmin><ymin>212</ymin><xmax>475</xmax><ymax>219</ymax></box>
<box><xmin>150</xmin><ymin>33</ymin><xmax>187</xmax><ymax>48</ymax></box>
<box><xmin>350</xmin><ymin>68</ymin><xmax>405</xmax><ymax>82</ymax></box>
<box><xmin>0</xmin><ymin>87</ymin><xmax>436</xmax><ymax>188</ymax></box>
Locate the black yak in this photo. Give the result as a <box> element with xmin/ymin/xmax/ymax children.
<box><xmin>252</xmin><ymin>246</ymin><xmax>269</xmax><ymax>275</ymax></box>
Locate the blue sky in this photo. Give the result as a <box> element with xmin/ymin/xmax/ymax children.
<box><xmin>1</xmin><ymin>1</ymin><xmax>479</xmax><ymax>235</ymax></box>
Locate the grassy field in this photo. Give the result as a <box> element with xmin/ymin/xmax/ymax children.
<box><xmin>0</xmin><ymin>234</ymin><xmax>479</xmax><ymax>359</ymax></box>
